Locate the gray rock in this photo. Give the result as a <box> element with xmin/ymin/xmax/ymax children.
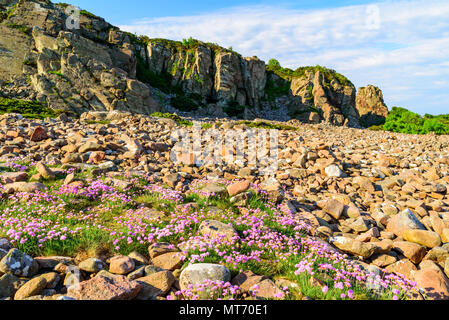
<box><xmin>179</xmin><ymin>263</ymin><xmax>231</xmax><ymax>291</ymax></box>
<box><xmin>0</xmin><ymin>273</ymin><xmax>23</xmax><ymax>298</ymax></box>
<box><xmin>78</xmin><ymin>258</ymin><xmax>105</xmax><ymax>273</ymax></box>
<box><xmin>325</xmin><ymin>164</ymin><xmax>346</xmax><ymax>178</ymax></box>
<box><xmin>0</xmin><ymin>249</ymin><xmax>39</xmax><ymax>277</ymax></box>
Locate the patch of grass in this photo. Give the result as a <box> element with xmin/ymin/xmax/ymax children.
<box><xmin>80</xmin><ymin>9</ymin><xmax>96</xmax><ymax>18</ymax></box>
<box><xmin>266</xmin><ymin>60</ymin><xmax>352</xmax><ymax>87</ymax></box>
<box><xmin>7</xmin><ymin>23</ymin><xmax>31</xmax><ymax>35</ymax></box>
<box><xmin>150</xmin><ymin>112</ymin><xmax>193</xmax><ymax>127</ymax></box>
<box><xmin>223</xmin><ymin>100</ymin><xmax>247</xmax><ymax>118</ymax></box>
<box><xmin>237</xmin><ymin>120</ymin><xmax>298</xmax><ymax>131</ymax></box>
<box><xmin>0</xmin><ymin>97</ymin><xmax>64</xmax><ymax>119</ymax></box>
<box><xmin>170</xmin><ymin>95</ymin><xmax>200</xmax><ymax>112</ymax></box>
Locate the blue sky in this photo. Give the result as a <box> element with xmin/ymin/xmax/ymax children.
<box><xmin>68</xmin><ymin>0</ymin><xmax>449</xmax><ymax>115</ymax></box>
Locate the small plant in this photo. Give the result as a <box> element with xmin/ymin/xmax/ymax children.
<box><xmin>170</xmin><ymin>95</ymin><xmax>199</xmax><ymax>112</ymax></box>
<box><xmin>80</xmin><ymin>9</ymin><xmax>96</xmax><ymax>18</ymax></box>
<box><xmin>0</xmin><ymin>97</ymin><xmax>63</xmax><ymax>119</ymax></box>
<box><xmin>7</xmin><ymin>23</ymin><xmax>31</xmax><ymax>35</ymax></box>
<box><xmin>150</xmin><ymin>112</ymin><xmax>193</xmax><ymax>127</ymax></box>
<box><xmin>23</xmin><ymin>60</ymin><xmax>37</xmax><ymax>68</ymax></box>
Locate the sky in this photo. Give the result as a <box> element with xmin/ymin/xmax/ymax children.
<box><xmin>67</xmin><ymin>0</ymin><xmax>449</xmax><ymax>115</ymax></box>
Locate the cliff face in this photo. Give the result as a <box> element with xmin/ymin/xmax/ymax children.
<box><xmin>0</xmin><ymin>0</ymin><xmax>160</xmax><ymax>115</ymax></box>
<box><xmin>141</xmin><ymin>40</ymin><xmax>266</xmax><ymax>109</ymax></box>
<box><xmin>356</xmin><ymin>85</ymin><xmax>389</xmax><ymax>127</ymax></box>
<box><xmin>288</xmin><ymin>69</ymin><xmax>360</xmax><ymax>127</ymax></box>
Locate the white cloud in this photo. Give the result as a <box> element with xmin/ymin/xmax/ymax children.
<box><xmin>119</xmin><ymin>0</ymin><xmax>449</xmax><ymax>115</ymax></box>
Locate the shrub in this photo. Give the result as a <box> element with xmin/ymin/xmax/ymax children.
<box><xmin>170</xmin><ymin>95</ymin><xmax>199</xmax><ymax>112</ymax></box>
<box><xmin>0</xmin><ymin>98</ymin><xmax>63</xmax><ymax>119</ymax></box>
<box><xmin>223</xmin><ymin>101</ymin><xmax>246</xmax><ymax>118</ymax></box>
<box><xmin>150</xmin><ymin>112</ymin><xmax>193</xmax><ymax>126</ymax></box>
<box><xmin>382</xmin><ymin>107</ymin><xmax>449</xmax><ymax>135</ymax></box>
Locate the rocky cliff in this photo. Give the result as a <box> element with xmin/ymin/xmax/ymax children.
<box><xmin>0</xmin><ymin>0</ymin><xmax>389</xmax><ymax>127</ymax></box>
<box><xmin>356</xmin><ymin>85</ymin><xmax>389</xmax><ymax>127</ymax></box>
<box><xmin>0</xmin><ymin>0</ymin><xmax>160</xmax><ymax>115</ymax></box>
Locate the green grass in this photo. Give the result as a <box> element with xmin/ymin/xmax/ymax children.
<box><xmin>266</xmin><ymin>60</ymin><xmax>352</xmax><ymax>87</ymax></box>
<box><xmin>237</xmin><ymin>120</ymin><xmax>298</xmax><ymax>131</ymax></box>
<box><xmin>80</xmin><ymin>9</ymin><xmax>97</xmax><ymax>18</ymax></box>
<box><xmin>7</xmin><ymin>23</ymin><xmax>31</xmax><ymax>35</ymax></box>
<box><xmin>0</xmin><ymin>97</ymin><xmax>64</xmax><ymax>119</ymax></box>
<box><xmin>150</xmin><ymin>112</ymin><xmax>193</xmax><ymax>127</ymax></box>
<box><xmin>369</xmin><ymin>107</ymin><xmax>449</xmax><ymax>135</ymax></box>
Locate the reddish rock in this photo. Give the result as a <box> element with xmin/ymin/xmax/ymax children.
<box><xmin>148</xmin><ymin>242</ymin><xmax>179</xmax><ymax>259</ymax></box>
<box><xmin>0</xmin><ymin>172</ymin><xmax>28</xmax><ymax>184</ymax></box>
<box><xmin>413</xmin><ymin>269</ymin><xmax>449</xmax><ymax>300</ymax></box>
<box><xmin>136</xmin><ymin>271</ymin><xmax>175</xmax><ymax>300</ymax></box>
<box><xmin>231</xmin><ymin>271</ymin><xmax>283</xmax><ymax>299</ymax></box>
<box><xmin>89</xmin><ymin>151</ymin><xmax>106</xmax><ymax>164</ymax></box>
<box><xmin>29</xmin><ymin>126</ymin><xmax>48</xmax><ymax>142</ymax></box>
<box><xmin>109</xmin><ymin>255</ymin><xmax>135</xmax><ymax>275</ymax></box>
<box><xmin>67</xmin><ymin>275</ymin><xmax>141</xmax><ymax>300</ymax></box>
<box><xmin>393</xmin><ymin>241</ymin><xmax>427</xmax><ymax>264</ymax></box>
<box><xmin>227</xmin><ymin>180</ymin><xmax>251</xmax><ymax>197</ymax></box>
<box><xmin>386</xmin><ymin>209</ymin><xmax>426</xmax><ymax>237</ymax></box>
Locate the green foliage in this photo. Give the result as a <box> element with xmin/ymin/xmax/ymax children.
<box><xmin>136</xmin><ymin>55</ymin><xmax>182</xmax><ymax>95</ymax></box>
<box><xmin>0</xmin><ymin>98</ymin><xmax>63</xmax><ymax>119</ymax></box>
<box><xmin>238</xmin><ymin>120</ymin><xmax>298</xmax><ymax>131</ymax></box>
<box><xmin>23</xmin><ymin>59</ymin><xmax>37</xmax><ymax>68</ymax></box>
<box><xmin>150</xmin><ymin>112</ymin><xmax>193</xmax><ymax>127</ymax></box>
<box><xmin>223</xmin><ymin>100</ymin><xmax>246</xmax><ymax>118</ymax></box>
<box><xmin>80</xmin><ymin>9</ymin><xmax>96</xmax><ymax>18</ymax></box>
<box><xmin>7</xmin><ymin>23</ymin><xmax>31</xmax><ymax>35</ymax></box>
<box><xmin>266</xmin><ymin>62</ymin><xmax>352</xmax><ymax>87</ymax></box>
<box><xmin>268</xmin><ymin>59</ymin><xmax>281</xmax><ymax>68</ymax></box>
<box><xmin>170</xmin><ymin>95</ymin><xmax>200</xmax><ymax>112</ymax></box>
<box><xmin>381</xmin><ymin>107</ymin><xmax>449</xmax><ymax>135</ymax></box>
<box><xmin>263</xmin><ymin>77</ymin><xmax>290</xmax><ymax>102</ymax></box>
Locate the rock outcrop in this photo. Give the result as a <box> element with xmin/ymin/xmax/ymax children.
<box><xmin>142</xmin><ymin>39</ymin><xmax>267</xmax><ymax>109</ymax></box>
<box><xmin>356</xmin><ymin>85</ymin><xmax>389</xmax><ymax>127</ymax></box>
<box><xmin>0</xmin><ymin>0</ymin><xmax>160</xmax><ymax>115</ymax></box>
<box><xmin>288</xmin><ymin>68</ymin><xmax>361</xmax><ymax>127</ymax></box>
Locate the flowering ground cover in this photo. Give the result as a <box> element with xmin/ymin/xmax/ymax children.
<box><xmin>0</xmin><ymin>159</ymin><xmax>418</xmax><ymax>300</ymax></box>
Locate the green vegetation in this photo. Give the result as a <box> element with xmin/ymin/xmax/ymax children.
<box><xmin>237</xmin><ymin>120</ymin><xmax>299</xmax><ymax>131</ymax></box>
<box><xmin>369</xmin><ymin>107</ymin><xmax>449</xmax><ymax>135</ymax></box>
<box><xmin>136</xmin><ymin>55</ymin><xmax>183</xmax><ymax>95</ymax></box>
<box><xmin>7</xmin><ymin>23</ymin><xmax>31</xmax><ymax>35</ymax></box>
<box><xmin>80</xmin><ymin>9</ymin><xmax>97</xmax><ymax>18</ymax></box>
<box><xmin>150</xmin><ymin>112</ymin><xmax>193</xmax><ymax>127</ymax></box>
<box><xmin>23</xmin><ymin>59</ymin><xmax>37</xmax><ymax>68</ymax></box>
<box><xmin>263</xmin><ymin>77</ymin><xmax>291</xmax><ymax>102</ymax></box>
<box><xmin>0</xmin><ymin>97</ymin><xmax>64</xmax><ymax>119</ymax></box>
<box><xmin>170</xmin><ymin>95</ymin><xmax>201</xmax><ymax>112</ymax></box>
<box><xmin>148</xmin><ymin>37</ymin><xmax>238</xmax><ymax>56</ymax></box>
<box><xmin>266</xmin><ymin>59</ymin><xmax>352</xmax><ymax>87</ymax></box>
<box><xmin>223</xmin><ymin>100</ymin><xmax>247</xmax><ymax>118</ymax></box>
